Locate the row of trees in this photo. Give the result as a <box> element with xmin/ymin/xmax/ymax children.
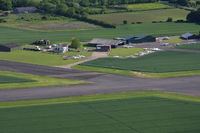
<box><xmin>0</xmin><ymin>0</ymin><xmax>38</xmax><ymax>11</ymax></box>
<box><xmin>187</xmin><ymin>8</ymin><xmax>200</xmax><ymax>23</ymax></box>
<box><xmin>168</xmin><ymin>0</ymin><xmax>200</xmax><ymax>7</ymax></box>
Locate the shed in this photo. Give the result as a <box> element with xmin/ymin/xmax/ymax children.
<box><xmin>115</xmin><ymin>35</ymin><xmax>134</xmax><ymax>44</ymax></box>
<box><xmin>96</xmin><ymin>45</ymin><xmax>111</xmax><ymax>52</ymax></box>
<box><xmin>13</xmin><ymin>7</ymin><xmax>38</xmax><ymax>14</ymax></box>
<box><xmin>89</xmin><ymin>38</ymin><xmax>123</xmax><ymax>48</ymax></box>
<box><xmin>0</xmin><ymin>43</ymin><xmax>20</xmax><ymax>52</ymax></box>
<box><xmin>54</xmin><ymin>44</ymin><xmax>68</xmax><ymax>53</ymax></box>
<box><xmin>180</xmin><ymin>32</ymin><xmax>196</xmax><ymax>40</ymax></box>
<box><xmin>130</xmin><ymin>34</ymin><xmax>156</xmax><ymax>43</ymax></box>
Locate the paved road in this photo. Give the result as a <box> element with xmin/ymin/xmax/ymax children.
<box><xmin>0</xmin><ymin>60</ymin><xmax>200</xmax><ymax>102</ymax></box>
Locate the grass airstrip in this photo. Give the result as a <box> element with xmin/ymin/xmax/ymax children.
<box><xmin>0</xmin><ymin>91</ymin><xmax>200</xmax><ymax>133</ymax></box>
<box><xmin>0</xmin><ymin>71</ymin><xmax>86</xmax><ymax>90</ymax></box>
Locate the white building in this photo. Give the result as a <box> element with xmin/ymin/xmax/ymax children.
<box><xmin>54</xmin><ymin>44</ymin><xmax>68</xmax><ymax>53</ymax></box>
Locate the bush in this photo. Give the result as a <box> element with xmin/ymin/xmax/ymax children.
<box><xmin>71</xmin><ymin>38</ymin><xmax>81</xmax><ymax>49</ymax></box>
<box><xmin>136</xmin><ymin>22</ymin><xmax>142</xmax><ymax>24</ymax></box>
<box><xmin>123</xmin><ymin>20</ymin><xmax>127</xmax><ymax>24</ymax></box>
<box><xmin>166</xmin><ymin>17</ymin><xmax>173</xmax><ymax>22</ymax></box>
<box><xmin>175</xmin><ymin>19</ymin><xmax>185</xmax><ymax>23</ymax></box>
<box><xmin>0</xmin><ymin>18</ymin><xmax>6</xmax><ymax>23</ymax></box>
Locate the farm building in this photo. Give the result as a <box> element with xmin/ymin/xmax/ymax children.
<box><xmin>115</xmin><ymin>36</ymin><xmax>134</xmax><ymax>44</ymax></box>
<box><xmin>54</xmin><ymin>44</ymin><xmax>68</xmax><ymax>53</ymax></box>
<box><xmin>13</xmin><ymin>7</ymin><xmax>38</xmax><ymax>14</ymax></box>
<box><xmin>129</xmin><ymin>34</ymin><xmax>156</xmax><ymax>43</ymax></box>
<box><xmin>89</xmin><ymin>38</ymin><xmax>123</xmax><ymax>48</ymax></box>
<box><xmin>0</xmin><ymin>43</ymin><xmax>20</xmax><ymax>52</ymax></box>
<box><xmin>180</xmin><ymin>32</ymin><xmax>196</xmax><ymax>40</ymax></box>
<box><xmin>116</xmin><ymin>34</ymin><xmax>156</xmax><ymax>44</ymax></box>
<box><xmin>96</xmin><ymin>45</ymin><xmax>111</xmax><ymax>52</ymax></box>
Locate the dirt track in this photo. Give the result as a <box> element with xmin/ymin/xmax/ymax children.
<box><xmin>0</xmin><ymin>60</ymin><xmax>200</xmax><ymax>102</ymax></box>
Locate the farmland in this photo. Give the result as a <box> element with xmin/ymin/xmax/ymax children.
<box><xmin>81</xmin><ymin>51</ymin><xmax>200</xmax><ymax>73</ymax></box>
<box><xmin>0</xmin><ymin>71</ymin><xmax>86</xmax><ymax>90</ymax></box>
<box><xmin>89</xmin><ymin>9</ymin><xmax>189</xmax><ymax>24</ymax></box>
<box><xmin>0</xmin><ymin>50</ymin><xmax>91</xmax><ymax>66</ymax></box>
<box><xmin>126</xmin><ymin>3</ymin><xmax>172</xmax><ymax>11</ymax></box>
<box><xmin>0</xmin><ymin>91</ymin><xmax>200</xmax><ymax>133</ymax></box>
<box><xmin>175</xmin><ymin>43</ymin><xmax>200</xmax><ymax>50</ymax></box>
<box><xmin>1</xmin><ymin>23</ymin><xmax>200</xmax><ymax>44</ymax></box>
<box><xmin>0</xmin><ymin>13</ymin><xmax>98</xmax><ymax>30</ymax></box>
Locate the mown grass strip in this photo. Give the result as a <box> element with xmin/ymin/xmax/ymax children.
<box><xmin>0</xmin><ymin>71</ymin><xmax>87</xmax><ymax>90</ymax></box>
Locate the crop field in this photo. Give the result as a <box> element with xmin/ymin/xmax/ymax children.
<box><xmin>1</xmin><ymin>23</ymin><xmax>200</xmax><ymax>44</ymax></box>
<box><xmin>0</xmin><ymin>50</ymin><xmax>91</xmax><ymax>66</ymax></box>
<box><xmin>175</xmin><ymin>43</ymin><xmax>200</xmax><ymax>50</ymax></box>
<box><xmin>0</xmin><ymin>91</ymin><xmax>200</xmax><ymax>133</ymax></box>
<box><xmin>81</xmin><ymin>51</ymin><xmax>200</xmax><ymax>73</ymax></box>
<box><xmin>89</xmin><ymin>9</ymin><xmax>189</xmax><ymax>24</ymax></box>
<box><xmin>0</xmin><ymin>71</ymin><xmax>85</xmax><ymax>90</ymax></box>
<box><xmin>126</xmin><ymin>3</ymin><xmax>172</xmax><ymax>11</ymax></box>
<box><xmin>109</xmin><ymin>48</ymin><xmax>144</xmax><ymax>57</ymax></box>
<box><xmin>1</xmin><ymin>13</ymin><xmax>98</xmax><ymax>30</ymax></box>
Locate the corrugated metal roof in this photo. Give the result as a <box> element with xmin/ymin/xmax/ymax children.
<box><xmin>0</xmin><ymin>43</ymin><xmax>20</xmax><ymax>48</ymax></box>
<box><xmin>89</xmin><ymin>38</ymin><xmax>122</xmax><ymax>45</ymax></box>
<box><xmin>181</xmin><ymin>32</ymin><xmax>194</xmax><ymax>38</ymax></box>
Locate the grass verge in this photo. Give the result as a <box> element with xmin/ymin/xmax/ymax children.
<box><xmin>72</xmin><ymin>65</ymin><xmax>136</xmax><ymax>77</ymax></box>
<box><xmin>163</xmin><ymin>38</ymin><xmax>184</xmax><ymax>43</ymax></box>
<box><xmin>0</xmin><ymin>71</ymin><xmax>86</xmax><ymax>90</ymax></box>
<box><xmin>0</xmin><ymin>50</ymin><xmax>92</xmax><ymax>66</ymax></box>
<box><xmin>109</xmin><ymin>48</ymin><xmax>144</xmax><ymax>57</ymax></box>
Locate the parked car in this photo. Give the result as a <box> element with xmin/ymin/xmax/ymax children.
<box><xmin>160</xmin><ymin>43</ymin><xmax>169</xmax><ymax>46</ymax></box>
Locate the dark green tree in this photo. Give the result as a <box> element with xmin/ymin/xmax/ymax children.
<box><xmin>71</xmin><ymin>38</ymin><xmax>81</xmax><ymax>49</ymax></box>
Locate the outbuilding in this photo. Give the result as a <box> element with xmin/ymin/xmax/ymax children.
<box><xmin>89</xmin><ymin>38</ymin><xmax>123</xmax><ymax>48</ymax></box>
<box><xmin>180</xmin><ymin>32</ymin><xmax>196</xmax><ymax>40</ymax></box>
<box><xmin>96</xmin><ymin>45</ymin><xmax>111</xmax><ymax>52</ymax></box>
<box><xmin>54</xmin><ymin>44</ymin><xmax>68</xmax><ymax>53</ymax></box>
<box><xmin>117</xmin><ymin>34</ymin><xmax>156</xmax><ymax>44</ymax></box>
<box><xmin>130</xmin><ymin>34</ymin><xmax>156</xmax><ymax>43</ymax></box>
<box><xmin>0</xmin><ymin>43</ymin><xmax>20</xmax><ymax>52</ymax></box>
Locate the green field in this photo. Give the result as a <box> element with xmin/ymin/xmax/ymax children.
<box><xmin>0</xmin><ymin>71</ymin><xmax>86</xmax><ymax>90</ymax></box>
<box><xmin>126</xmin><ymin>3</ymin><xmax>172</xmax><ymax>11</ymax></box>
<box><xmin>175</xmin><ymin>43</ymin><xmax>200</xmax><ymax>50</ymax></box>
<box><xmin>0</xmin><ymin>75</ymin><xmax>35</xmax><ymax>83</ymax></box>
<box><xmin>81</xmin><ymin>51</ymin><xmax>200</xmax><ymax>73</ymax></box>
<box><xmin>89</xmin><ymin>9</ymin><xmax>189</xmax><ymax>24</ymax></box>
<box><xmin>73</xmin><ymin>65</ymin><xmax>200</xmax><ymax>78</ymax></box>
<box><xmin>0</xmin><ymin>50</ymin><xmax>91</xmax><ymax>66</ymax></box>
<box><xmin>0</xmin><ymin>91</ymin><xmax>200</xmax><ymax>133</ymax></box>
<box><xmin>0</xmin><ymin>13</ymin><xmax>98</xmax><ymax>30</ymax></box>
<box><xmin>0</xmin><ymin>23</ymin><xmax>200</xmax><ymax>44</ymax></box>
<box><xmin>109</xmin><ymin>48</ymin><xmax>144</xmax><ymax>57</ymax></box>
<box><xmin>163</xmin><ymin>38</ymin><xmax>184</xmax><ymax>43</ymax></box>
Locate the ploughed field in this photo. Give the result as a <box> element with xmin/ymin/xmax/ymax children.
<box><xmin>81</xmin><ymin>51</ymin><xmax>200</xmax><ymax>73</ymax></box>
<box><xmin>1</xmin><ymin>92</ymin><xmax>200</xmax><ymax>133</ymax></box>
